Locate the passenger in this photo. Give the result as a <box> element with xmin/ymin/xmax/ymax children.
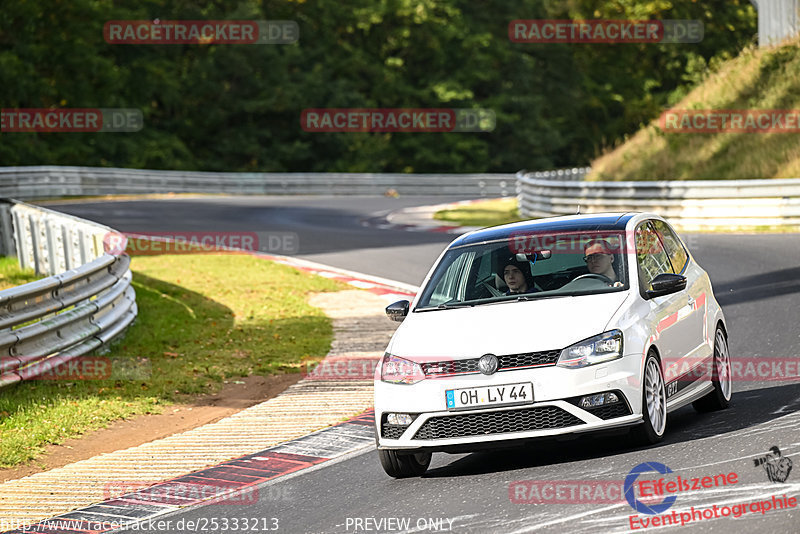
<box><xmin>583</xmin><ymin>240</ymin><xmax>622</xmax><ymax>286</ymax></box>
<box><xmin>502</xmin><ymin>257</ymin><xmax>538</xmax><ymax>295</ymax></box>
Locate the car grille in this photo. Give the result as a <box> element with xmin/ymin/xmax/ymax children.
<box><xmin>584</xmin><ymin>402</ymin><xmax>632</xmax><ymax>420</ymax></box>
<box><xmin>412</xmin><ymin>406</ymin><xmax>583</xmax><ymax>440</ymax></box>
<box><xmin>381</xmin><ymin>424</ymin><xmax>407</xmax><ymax>439</ymax></box>
<box><xmin>421</xmin><ymin>350</ymin><xmax>561</xmax><ymax>376</ymax></box>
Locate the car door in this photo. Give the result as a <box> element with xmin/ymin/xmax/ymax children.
<box><xmin>652</xmin><ymin>220</ymin><xmax>708</xmax><ymax>360</ymax></box>
<box><xmin>635</xmin><ymin>221</ymin><xmax>695</xmax><ymax>382</ymax></box>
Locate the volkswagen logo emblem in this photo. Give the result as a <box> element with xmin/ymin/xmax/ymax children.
<box><xmin>478</xmin><ymin>354</ymin><xmax>499</xmax><ymax>375</ymax></box>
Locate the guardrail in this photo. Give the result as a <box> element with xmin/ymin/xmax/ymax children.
<box><xmin>7</xmin><ymin>164</ymin><xmax>796</xmax><ymax>230</ymax></box>
<box><xmin>517</xmin><ymin>172</ymin><xmax>800</xmax><ymax>229</ymax></box>
<box><xmin>753</xmin><ymin>0</ymin><xmax>799</xmax><ymax>47</ymax></box>
<box><xmin>0</xmin><ymin>199</ymin><xmax>137</xmax><ymax>388</ymax></box>
<box><xmin>0</xmin><ymin>166</ymin><xmax>526</xmax><ymax>198</ymax></box>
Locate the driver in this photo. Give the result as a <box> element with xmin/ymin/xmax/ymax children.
<box><xmin>583</xmin><ymin>240</ymin><xmax>621</xmax><ymax>285</ymax></box>
<box><xmin>502</xmin><ymin>257</ymin><xmax>539</xmax><ymax>295</ymax></box>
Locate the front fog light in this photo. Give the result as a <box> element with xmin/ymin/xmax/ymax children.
<box><xmin>387</xmin><ymin>413</ymin><xmax>413</xmax><ymax>425</ymax></box>
<box><xmin>579</xmin><ymin>391</ymin><xmax>621</xmax><ymax>409</ymax></box>
<box><xmin>580</xmin><ymin>394</ymin><xmax>606</xmax><ymax>408</ymax></box>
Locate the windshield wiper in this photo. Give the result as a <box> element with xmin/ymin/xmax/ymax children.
<box><xmin>444</xmin><ymin>298</ymin><xmax>520</xmax><ymax>308</ymax></box>
<box><xmin>500</xmin><ymin>293</ymin><xmax>567</xmax><ymax>303</ymax></box>
<box><xmin>437</xmin><ymin>301</ymin><xmax>475</xmax><ymax>309</ymax></box>
<box><xmin>420</xmin><ymin>295</ymin><xmax>558</xmax><ymax>311</ymax></box>
<box><xmin>415</xmin><ymin>301</ymin><xmax>475</xmax><ymax>312</ymax></box>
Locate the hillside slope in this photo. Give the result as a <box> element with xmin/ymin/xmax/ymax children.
<box><xmin>589</xmin><ymin>37</ymin><xmax>800</xmax><ymax>180</ymax></box>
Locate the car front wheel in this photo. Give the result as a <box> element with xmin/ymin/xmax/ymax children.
<box><xmin>631</xmin><ymin>351</ymin><xmax>667</xmax><ymax>445</ymax></box>
<box><xmin>693</xmin><ymin>327</ymin><xmax>732</xmax><ymax>412</ymax></box>
<box><xmin>378</xmin><ymin>449</ymin><xmax>432</xmax><ymax>478</ymax></box>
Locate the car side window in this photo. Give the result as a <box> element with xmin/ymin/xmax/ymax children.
<box><xmin>635</xmin><ymin>222</ymin><xmax>674</xmax><ymax>291</ymax></box>
<box><xmin>465</xmin><ymin>248</ymin><xmax>496</xmax><ymax>298</ymax></box>
<box><xmin>652</xmin><ymin>220</ymin><xmax>689</xmax><ymax>274</ymax></box>
<box><xmin>474</xmin><ymin>249</ymin><xmax>492</xmax><ymax>282</ymax></box>
<box><xmin>427</xmin><ymin>251</ymin><xmax>473</xmax><ymax>306</ymax></box>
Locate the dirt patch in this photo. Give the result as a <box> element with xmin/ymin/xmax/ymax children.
<box><xmin>0</xmin><ymin>373</ymin><xmax>301</xmax><ymax>483</ymax></box>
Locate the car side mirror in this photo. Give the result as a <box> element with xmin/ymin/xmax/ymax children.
<box><xmin>646</xmin><ymin>273</ymin><xmax>687</xmax><ymax>299</ymax></box>
<box><xmin>385</xmin><ymin>300</ymin><xmax>410</xmax><ymax>322</ymax></box>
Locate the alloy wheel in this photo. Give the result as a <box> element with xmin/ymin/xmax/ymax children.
<box><xmin>644</xmin><ymin>358</ymin><xmax>666</xmax><ymax>435</ymax></box>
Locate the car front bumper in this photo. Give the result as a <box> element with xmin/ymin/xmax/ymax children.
<box><xmin>374</xmin><ymin>354</ymin><xmax>643</xmax><ymax>451</ymax></box>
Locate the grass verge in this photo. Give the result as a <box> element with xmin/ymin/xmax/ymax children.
<box><xmin>590</xmin><ymin>38</ymin><xmax>800</xmax><ymax>180</ymax></box>
<box><xmin>431</xmin><ymin>202</ymin><xmax>799</xmax><ymax>234</ymax></box>
<box><xmin>433</xmin><ymin>198</ymin><xmax>527</xmax><ymax>228</ymax></box>
<box><xmin>0</xmin><ymin>256</ymin><xmax>41</xmax><ymax>290</ymax></box>
<box><xmin>0</xmin><ymin>253</ymin><xmax>345</xmax><ymax>467</ymax></box>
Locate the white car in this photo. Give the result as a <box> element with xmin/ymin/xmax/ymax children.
<box><xmin>375</xmin><ymin>213</ymin><xmax>731</xmax><ymax>478</ymax></box>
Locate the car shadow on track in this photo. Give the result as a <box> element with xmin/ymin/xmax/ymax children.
<box><xmin>422</xmin><ymin>382</ymin><xmax>800</xmax><ymax>478</ymax></box>
<box><xmin>714</xmin><ymin>266</ymin><xmax>800</xmax><ymax>307</ymax></box>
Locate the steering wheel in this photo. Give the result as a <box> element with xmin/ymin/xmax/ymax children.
<box><xmin>572</xmin><ymin>273</ymin><xmax>614</xmax><ymax>284</ymax></box>
<box><xmin>475</xmin><ymin>274</ymin><xmax>504</xmax><ymax>297</ymax></box>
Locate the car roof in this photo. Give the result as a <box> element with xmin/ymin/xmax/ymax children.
<box><xmin>450</xmin><ymin>212</ymin><xmax>641</xmax><ymax>247</ymax></box>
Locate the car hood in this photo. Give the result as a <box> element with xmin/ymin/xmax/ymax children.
<box><xmin>389</xmin><ymin>292</ymin><xmax>630</xmax><ymax>359</ymax></box>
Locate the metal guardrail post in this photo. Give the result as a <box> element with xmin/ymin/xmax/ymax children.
<box><xmin>0</xmin><ymin>202</ymin><xmax>14</xmax><ymax>257</ymax></box>
<box><xmin>28</xmin><ymin>213</ymin><xmax>43</xmax><ymax>275</ymax></box>
<box><xmin>61</xmin><ymin>225</ymin><xmax>73</xmax><ymax>271</ymax></box>
<box><xmin>11</xmin><ymin>209</ymin><xmax>28</xmax><ymax>269</ymax></box>
<box><xmin>45</xmin><ymin>217</ymin><xmax>60</xmax><ymax>275</ymax></box>
<box><xmin>78</xmin><ymin>228</ymin><xmax>89</xmax><ymax>265</ymax></box>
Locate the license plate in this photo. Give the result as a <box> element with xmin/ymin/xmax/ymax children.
<box><xmin>445</xmin><ymin>382</ymin><xmax>534</xmax><ymax>410</ymax></box>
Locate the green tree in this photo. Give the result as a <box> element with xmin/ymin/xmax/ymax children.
<box><xmin>0</xmin><ymin>0</ymin><xmax>757</xmax><ymax>172</ymax></box>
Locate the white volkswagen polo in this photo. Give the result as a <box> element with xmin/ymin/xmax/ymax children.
<box><xmin>375</xmin><ymin>213</ymin><xmax>731</xmax><ymax>478</ymax></box>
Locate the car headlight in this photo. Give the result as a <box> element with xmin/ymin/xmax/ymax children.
<box><xmin>380</xmin><ymin>353</ymin><xmax>425</xmax><ymax>384</ymax></box>
<box><xmin>557</xmin><ymin>330</ymin><xmax>623</xmax><ymax>369</ymax></box>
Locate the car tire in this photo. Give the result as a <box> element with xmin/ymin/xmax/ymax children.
<box><xmin>631</xmin><ymin>351</ymin><xmax>667</xmax><ymax>445</ymax></box>
<box><xmin>378</xmin><ymin>449</ymin><xmax>431</xmax><ymax>478</ymax></box>
<box><xmin>693</xmin><ymin>327</ymin><xmax>732</xmax><ymax>412</ymax></box>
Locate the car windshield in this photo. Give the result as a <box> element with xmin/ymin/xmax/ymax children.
<box><xmin>416</xmin><ymin>231</ymin><xmax>628</xmax><ymax>310</ymax></box>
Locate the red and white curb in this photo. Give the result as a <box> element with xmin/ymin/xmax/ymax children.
<box><xmin>0</xmin><ymin>252</ymin><xmax>411</xmax><ymax>533</ymax></box>
<box><xmin>2</xmin><ymin>411</ymin><xmax>375</xmax><ymax>534</ymax></box>
<box><xmin>254</xmin><ymin>253</ymin><xmax>419</xmax><ymax>303</ymax></box>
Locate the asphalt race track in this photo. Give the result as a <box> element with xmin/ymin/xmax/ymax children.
<box><xmin>49</xmin><ymin>195</ymin><xmax>462</xmax><ymax>285</ymax></box>
<box><xmin>49</xmin><ymin>196</ymin><xmax>800</xmax><ymax>533</ymax></box>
